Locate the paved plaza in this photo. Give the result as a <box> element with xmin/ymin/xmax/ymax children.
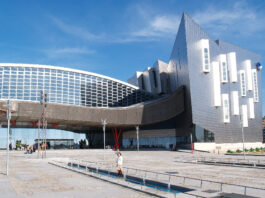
<box><xmin>0</xmin><ymin>149</ymin><xmax>265</xmax><ymax>197</ymax></box>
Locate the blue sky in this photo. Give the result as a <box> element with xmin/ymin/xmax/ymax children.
<box><xmin>0</xmin><ymin>0</ymin><xmax>264</xmax><ymax>115</ymax></box>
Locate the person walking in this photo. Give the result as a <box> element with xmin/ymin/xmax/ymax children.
<box><xmin>116</xmin><ymin>152</ymin><xmax>123</xmax><ymax>177</ymax></box>
<box><xmin>26</xmin><ymin>145</ymin><xmax>30</xmax><ymax>154</ymax></box>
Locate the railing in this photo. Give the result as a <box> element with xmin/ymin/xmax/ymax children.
<box><xmin>66</xmin><ymin>159</ymin><xmax>265</xmax><ymax>198</ymax></box>
<box><xmin>52</xmin><ymin>160</ymin><xmax>203</xmax><ymax>198</ymax></box>
<box><xmin>195</xmin><ymin>157</ymin><xmax>265</xmax><ymax>164</ymax></box>
<box><xmin>176</xmin><ymin>156</ymin><xmax>265</xmax><ymax>168</ymax></box>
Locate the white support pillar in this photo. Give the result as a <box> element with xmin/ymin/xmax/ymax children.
<box><xmin>136</xmin><ymin>126</ymin><xmax>139</xmax><ymax>152</ymax></box>
<box><xmin>101</xmin><ymin>119</ymin><xmax>107</xmax><ymax>161</ymax></box>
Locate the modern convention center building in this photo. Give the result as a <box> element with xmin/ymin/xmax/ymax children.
<box><xmin>0</xmin><ymin>13</ymin><xmax>263</xmax><ymax>152</ymax></box>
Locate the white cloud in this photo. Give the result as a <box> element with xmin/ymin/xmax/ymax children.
<box><xmin>151</xmin><ymin>16</ymin><xmax>179</xmax><ymax>33</ymax></box>
<box><xmin>52</xmin><ymin>47</ymin><xmax>95</xmax><ymax>55</ymax></box>
<box><xmin>132</xmin><ymin>15</ymin><xmax>179</xmax><ymax>38</ymax></box>
<box><xmin>50</xmin><ymin>16</ymin><xmax>102</xmax><ymax>41</ymax></box>
<box><xmin>45</xmin><ymin>47</ymin><xmax>95</xmax><ymax>58</ymax></box>
<box><xmin>47</xmin><ymin>1</ymin><xmax>265</xmax><ymax>44</ymax></box>
<box><xmin>192</xmin><ymin>1</ymin><xmax>265</xmax><ymax>37</ymax></box>
<box><xmin>48</xmin><ymin>9</ymin><xmax>179</xmax><ymax>44</ymax></box>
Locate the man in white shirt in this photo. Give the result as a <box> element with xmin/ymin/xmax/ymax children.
<box><xmin>116</xmin><ymin>152</ymin><xmax>123</xmax><ymax>177</ymax></box>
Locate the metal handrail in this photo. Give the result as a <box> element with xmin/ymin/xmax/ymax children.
<box><xmin>69</xmin><ymin>159</ymin><xmax>265</xmax><ymax>196</ymax></box>
<box><xmin>176</xmin><ymin>156</ymin><xmax>265</xmax><ymax>166</ymax></box>
<box><xmin>56</xmin><ymin>160</ymin><xmax>205</xmax><ymax>198</ymax></box>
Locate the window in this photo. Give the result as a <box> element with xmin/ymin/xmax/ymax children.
<box><xmin>241</xmin><ymin>105</ymin><xmax>248</xmax><ymax>127</ymax></box>
<box><xmin>239</xmin><ymin>70</ymin><xmax>246</xmax><ymax>96</ymax></box>
<box><xmin>248</xmin><ymin>98</ymin><xmax>255</xmax><ymax>119</ymax></box>
<box><xmin>0</xmin><ymin>66</ymin><xmax>152</xmax><ymax>108</ymax></box>
<box><xmin>194</xmin><ymin>125</ymin><xmax>215</xmax><ymax>142</ymax></box>
<box><xmin>244</xmin><ymin>60</ymin><xmax>253</xmax><ymax>91</ymax></box>
<box><xmin>152</xmin><ymin>70</ymin><xmax>157</xmax><ymax>88</ymax></box>
<box><xmin>227</xmin><ymin>52</ymin><xmax>237</xmax><ymax>82</ymax></box>
<box><xmin>204</xmin><ymin>48</ymin><xmax>210</xmax><ymax>70</ymax></box>
<box><xmin>252</xmin><ymin>69</ymin><xmax>259</xmax><ymax>102</ymax></box>
<box><xmin>140</xmin><ymin>75</ymin><xmax>145</xmax><ymax>90</ymax></box>
<box><xmin>231</xmin><ymin>91</ymin><xmax>239</xmax><ymax>115</ymax></box>
<box><xmin>219</xmin><ymin>54</ymin><xmax>228</xmax><ymax>83</ymax></box>
<box><xmin>212</xmin><ymin>61</ymin><xmax>221</xmax><ymax>106</ymax></box>
<box><xmin>222</xmin><ymin>94</ymin><xmax>230</xmax><ymax>123</ymax></box>
<box><xmin>200</xmin><ymin>39</ymin><xmax>210</xmax><ymax>72</ymax></box>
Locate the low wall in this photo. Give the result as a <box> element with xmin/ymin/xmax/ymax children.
<box><xmin>194</xmin><ymin>142</ymin><xmax>265</xmax><ymax>154</ymax></box>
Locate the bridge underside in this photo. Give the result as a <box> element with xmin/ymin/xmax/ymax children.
<box><xmin>0</xmin><ymin>86</ymin><xmax>185</xmax><ymax>132</ymax></box>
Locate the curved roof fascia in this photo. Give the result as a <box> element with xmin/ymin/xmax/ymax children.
<box><xmin>0</xmin><ymin>63</ymin><xmax>139</xmax><ymax>89</ymax></box>
<box><xmin>0</xmin><ymin>86</ymin><xmax>185</xmax><ymax>127</ymax></box>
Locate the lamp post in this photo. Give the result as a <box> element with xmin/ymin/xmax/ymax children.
<box><xmin>6</xmin><ymin>100</ymin><xmax>12</xmax><ymax>176</ymax></box>
<box><xmin>38</xmin><ymin>120</ymin><xmax>40</xmax><ymax>158</ymax></box>
<box><xmin>190</xmin><ymin>133</ymin><xmax>193</xmax><ymax>154</ymax></box>
<box><xmin>101</xmin><ymin>119</ymin><xmax>107</xmax><ymax>161</ymax></box>
<box><xmin>39</xmin><ymin>90</ymin><xmax>48</xmax><ymax>158</ymax></box>
<box><xmin>240</xmin><ymin>115</ymin><xmax>246</xmax><ymax>159</ymax></box>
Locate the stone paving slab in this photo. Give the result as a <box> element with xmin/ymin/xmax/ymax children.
<box><xmin>0</xmin><ymin>174</ymin><xmax>23</xmax><ymax>198</ymax></box>
<box><xmin>0</xmin><ymin>150</ymin><xmax>265</xmax><ymax>197</ymax></box>
<box><xmin>0</xmin><ymin>152</ymin><xmax>152</xmax><ymax>198</ymax></box>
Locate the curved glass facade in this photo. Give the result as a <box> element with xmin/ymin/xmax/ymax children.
<box><xmin>0</xmin><ymin>64</ymin><xmax>155</xmax><ymax>107</ymax></box>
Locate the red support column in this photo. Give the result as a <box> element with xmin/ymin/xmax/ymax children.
<box><xmin>116</xmin><ymin>128</ymin><xmax>122</xmax><ymax>150</ymax></box>
<box><xmin>51</xmin><ymin>123</ymin><xmax>59</xmax><ymax>127</ymax></box>
<box><xmin>112</xmin><ymin>127</ymin><xmax>122</xmax><ymax>151</ymax></box>
<box><xmin>30</xmin><ymin>121</ymin><xmax>38</xmax><ymax>127</ymax></box>
<box><xmin>10</xmin><ymin>120</ymin><xmax>16</xmax><ymax>126</ymax></box>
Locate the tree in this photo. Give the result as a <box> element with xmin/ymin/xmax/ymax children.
<box><xmin>16</xmin><ymin>140</ymin><xmax>21</xmax><ymax>150</ymax></box>
<box><xmin>79</xmin><ymin>139</ymin><xmax>87</xmax><ymax>149</ymax></box>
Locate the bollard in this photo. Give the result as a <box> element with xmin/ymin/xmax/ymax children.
<box><xmin>168</xmin><ymin>176</ymin><xmax>171</xmax><ymax>190</ymax></box>
<box><xmin>220</xmin><ymin>183</ymin><xmax>223</xmax><ymax>192</ymax></box>
<box><xmin>123</xmin><ymin>172</ymin><xmax>126</xmax><ymax>180</ymax></box>
<box><xmin>125</xmin><ymin>169</ymin><xmax>128</xmax><ymax>180</ymax></box>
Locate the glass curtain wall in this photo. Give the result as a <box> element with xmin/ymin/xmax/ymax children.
<box><xmin>0</xmin><ymin>65</ymin><xmax>155</xmax><ymax>107</ymax></box>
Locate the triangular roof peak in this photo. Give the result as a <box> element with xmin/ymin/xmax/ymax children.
<box><xmin>157</xmin><ymin>59</ymin><xmax>168</xmax><ymax>65</ymax></box>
